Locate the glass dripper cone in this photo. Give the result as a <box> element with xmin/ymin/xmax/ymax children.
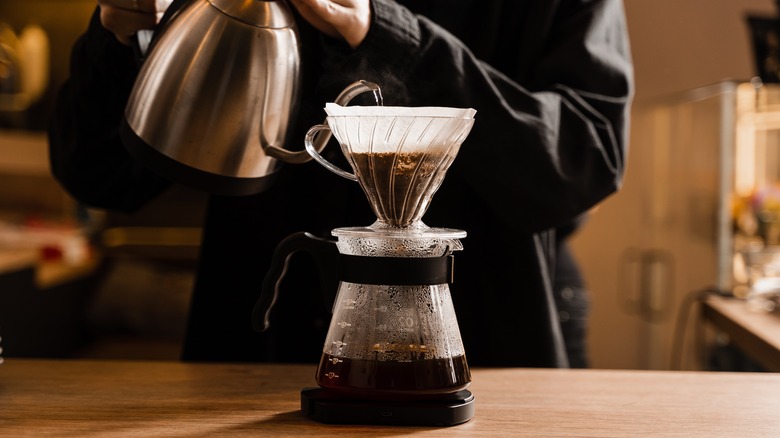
<box><xmin>324</xmin><ymin>104</ymin><xmax>476</xmax><ymax>228</ymax></box>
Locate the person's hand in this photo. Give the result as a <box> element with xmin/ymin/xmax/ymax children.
<box><xmin>289</xmin><ymin>0</ymin><xmax>371</xmax><ymax>49</ymax></box>
<box><xmin>97</xmin><ymin>0</ymin><xmax>158</xmax><ymax>46</ymax></box>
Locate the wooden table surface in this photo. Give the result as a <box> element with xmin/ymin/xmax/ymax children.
<box><xmin>1</xmin><ymin>359</ymin><xmax>779</xmax><ymax>437</ymax></box>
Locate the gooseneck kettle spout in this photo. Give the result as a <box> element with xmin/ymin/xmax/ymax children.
<box><xmin>264</xmin><ymin>80</ymin><xmax>383</xmax><ymax>164</ymax></box>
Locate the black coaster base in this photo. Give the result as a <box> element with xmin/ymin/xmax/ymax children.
<box><xmin>300</xmin><ymin>387</ymin><xmax>475</xmax><ymax>427</ymax></box>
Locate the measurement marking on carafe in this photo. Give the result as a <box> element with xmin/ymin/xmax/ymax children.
<box><xmin>329</xmin><ymin>357</ymin><xmax>343</xmax><ymax>364</ymax></box>
<box><xmin>325</xmin><ymin>372</ymin><xmax>339</xmax><ymax>379</ymax></box>
<box><xmin>336</xmin><ymin>321</ymin><xmax>352</xmax><ymax>328</ymax></box>
<box><xmin>344</xmin><ymin>299</ymin><xmax>358</xmax><ymax>309</ymax></box>
<box><xmin>332</xmin><ymin>341</ymin><xmax>347</xmax><ymax>348</ymax></box>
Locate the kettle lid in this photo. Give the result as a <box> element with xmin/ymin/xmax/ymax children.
<box><xmin>208</xmin><ymin>0</ymin><xmax>295</xmax><ymax>28</ymax></box>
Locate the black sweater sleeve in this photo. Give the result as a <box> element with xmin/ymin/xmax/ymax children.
<box><xmin>330</xmin><ymin>0</ymin><xmax>633</xmax><ymax>233</ymax></box>
<box><xmin>48</xmin><ymin>9</ymin><xmax>171</xmax><ymax>213</ymax></box>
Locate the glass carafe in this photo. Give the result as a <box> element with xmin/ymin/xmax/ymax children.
<box><xmin>315</xmin><ymin>227</ymin><xmax>470</xmax><ymax>400</ymax></box>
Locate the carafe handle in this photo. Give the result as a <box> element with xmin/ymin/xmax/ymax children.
<box><xmin>267</xmin><ymin>80</ymin><xmax>383</xmax><ymax>166</ymax></box>
<box><xmin>252</xmin><ymin>232</ymin><xmax>340</xmax><ymax>332</ymax></box>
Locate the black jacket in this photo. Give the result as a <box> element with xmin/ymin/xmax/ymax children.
<box><xmin>49</xmin><ymin>0</ymin><xmax>632</xmax><ymax>366</ymax></box>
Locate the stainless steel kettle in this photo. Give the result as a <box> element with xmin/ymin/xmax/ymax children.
<box><xmin>121</xmin><ymin>0</ymin><xmax>332</xmax><ymax>196</ymax></box>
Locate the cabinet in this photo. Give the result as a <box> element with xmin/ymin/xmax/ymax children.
<box><xmin>571</xmin><ymin>81</ymin><xmax>780</xmax><ymax>370</ymax></box>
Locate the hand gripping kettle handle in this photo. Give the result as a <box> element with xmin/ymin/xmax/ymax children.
<box><xmin>252</xmin><ymin>232</ymin><xmax>340</xmax><ymax>332</ymax></box>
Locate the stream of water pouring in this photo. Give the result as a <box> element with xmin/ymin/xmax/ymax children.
<box><xmin>372</xmin><ymin>88</ymin><xmax>384</xmax><ymax>106</ymax></box>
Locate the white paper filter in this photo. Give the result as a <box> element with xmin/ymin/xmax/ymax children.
<box><xmin>324</xmin><ymin>103</ymin><xmax>476</xmax><ymax>119</ymax></box>
<box><xmin>323</xmin><ymin>104</ymin><xmax>476</xmax><ymax>154</ymax></box>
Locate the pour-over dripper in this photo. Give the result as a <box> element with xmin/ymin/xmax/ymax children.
<box><xmin>305</xmin><ymin>105</ymin><xmax>476</xmax><ymax>228</ymax></box>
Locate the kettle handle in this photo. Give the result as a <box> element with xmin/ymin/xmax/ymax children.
<box><xmin>131</xmin><ymin>0</ymin><xmax>182</xmax><ymax>64</ymax></box>
<box><xmin>265</xmin><ymin>80</ymin><xmax>383</xmax><ymax>165</ymax></box>
<box><xmin>252</xmin><ymin>232</ymin><xmax>341</xmax><ymax>332</ymax></box>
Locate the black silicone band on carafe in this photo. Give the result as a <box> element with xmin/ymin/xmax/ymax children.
<box><xmin>338</xmin><ymin>254</ymin><xmax>455</xmax><ymax>286</ymax></box>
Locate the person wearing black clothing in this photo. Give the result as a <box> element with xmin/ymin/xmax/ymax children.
<box><xmin>49</xmin><ymin>0</ymin><xmax>633</xmax><ymax>367</ymax></box>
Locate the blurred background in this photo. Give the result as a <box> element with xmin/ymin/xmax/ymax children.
<box><xmin>1</xmin><ymin>0</ymin><xmax>779</xmax><ymax>370</ymax></box>
<box><xmin>0</xmin><ymin>0</ymin><xmax>206</xmax><ymax>360</ymax></box>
